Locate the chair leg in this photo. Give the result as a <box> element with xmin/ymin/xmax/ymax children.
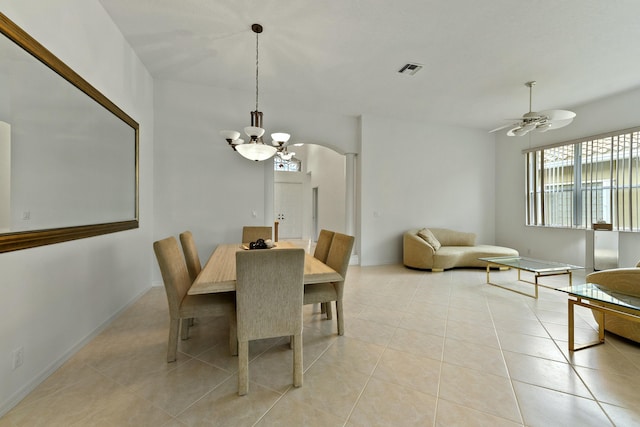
<box><xmin>180</xmin><ymin>318</ymin><xmax>190</xmax><ymax>340</ymax></box>
<box><xmin>293</xmin><ymin>332</ymin><xmax>303</xmax><ymax>388</ymax></box>
<box><xmin>188</xmin><ymin>317</ymin><xmax>195</xmax><ymax>326</ymax></box>
<box><xmin>325</xmin><ymin>301</ymin><xmax>333</xmax><ymax>320</ymax></box>
<box><xmin>238</xmin><ymin>340</ymin><xmax>249</xmax><ymax>396</ymax></box>
<box><xmin>167</xmin><ymin>318</ymin><xmax>180</xmax><ymax>362</ymax></box>
<box><xmin>320</xmin><ymin>302</ymin><xmax>327</xmax><ymax>314</ymax></box>
<box><xmin>229</xmin><ymin>312</ymin><xmax>238</xmax><ymax>356</ymax></box>
<box><xmin>336</xmin><ymin>300</ymin><xmax>344</xmax><ymax>336</ymax></box>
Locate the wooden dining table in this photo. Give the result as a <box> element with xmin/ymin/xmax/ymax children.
<box><xmin>188</xmin><ymin>241</ymin><xmax>343</xmax><ymax>295</ymax></box>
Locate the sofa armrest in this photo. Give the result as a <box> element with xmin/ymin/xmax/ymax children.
<box><xmin>403</xmin><ymin>231</ymin><xmax>435</xmax><ymax>269</ymax></box>
<box><xmin>586</xmin><ymin>268</ymin><xmax>640</xmax><ymax>297</ymax></box>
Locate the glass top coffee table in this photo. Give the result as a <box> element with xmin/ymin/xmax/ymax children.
<box><xmin>478</xmin><ymin>256</ymin><xmax>583</xmax><ymax>299</ymax></box>
<box><xmin>557</xmin><ymin>283</ymin><xmax>640</xmax><ymax>351</ymax></box>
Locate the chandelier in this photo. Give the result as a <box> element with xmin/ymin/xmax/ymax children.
<box><xmin>220</xmin><ymin>24</ymin><xmax>291</xmax><ymax>162</ymax></box>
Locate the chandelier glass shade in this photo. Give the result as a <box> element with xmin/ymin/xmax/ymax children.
<box><xmin>220</xmin><ymin>24</ymin><xmax>290</xmax><ymax>162</ymax></box>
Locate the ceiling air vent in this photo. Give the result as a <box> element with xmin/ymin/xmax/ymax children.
<box><xmin>398</xmin><ymin>63</ymin><xmax>423</xmax><ymax>75</ymax></box>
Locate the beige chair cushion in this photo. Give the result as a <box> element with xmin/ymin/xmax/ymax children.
<box><xmin>417</xmin><ymin>228</ymin><xmax>441</xmax><ymax>251</ymax></box>
<box><xmin>586</xmin><ymin>266</ymin><xmax>640</xmax><ymax>342</ymax></box>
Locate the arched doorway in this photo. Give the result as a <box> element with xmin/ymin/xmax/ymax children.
<box><xmin>273</xmin><ymin>143</ymin><xmax>346</xmax><ymax>242</ymax></box>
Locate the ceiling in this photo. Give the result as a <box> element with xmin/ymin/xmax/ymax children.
<box><xmin>97</xmin><ymin>0</ymin><xmax>640</xmax><ymax>132</ymax></box>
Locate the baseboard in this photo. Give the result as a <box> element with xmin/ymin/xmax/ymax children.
<box><xmin>0</xmin><ymin>285</ymin><xmax>152</xmax><ymax>417</ymax></box>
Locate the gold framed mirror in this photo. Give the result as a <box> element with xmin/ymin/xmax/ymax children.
<box><xmin>0</xmin><ymin>13</ymin><xmax>139</xmax><ymax>253</ymax></box>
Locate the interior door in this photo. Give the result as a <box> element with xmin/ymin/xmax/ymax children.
<box><xmin>275</xmin><ymin>182</ymin><xmax>303</xmax><ymax>239</ymax></box>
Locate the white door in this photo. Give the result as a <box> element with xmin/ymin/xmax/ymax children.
<box><xmin>275</xmin><ymin>182</ymin><xmax>303</xmax><ymax>239</ymax></box>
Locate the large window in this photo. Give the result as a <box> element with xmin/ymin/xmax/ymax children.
<box><xmin>525</xmin><ymin>127</ymin><xmax>640</xmax><ymax>231</ymax></box>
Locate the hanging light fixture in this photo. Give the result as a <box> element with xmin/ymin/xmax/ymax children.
<box><xmin>277</xmin><ymin>146</ymin><xmax>296</xmax><ymax>160</ymax></box>
<box><xmin>489</xmin><ymin>81</ymin><xmax>576</xmax><ymax>137</ymax></box>
<box><xmin>220</xmin><ymin>24</ymin><xmax>290</xmax><ymax>162</ymax></box>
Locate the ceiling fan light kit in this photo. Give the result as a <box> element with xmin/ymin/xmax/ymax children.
<box><xmin>492</xmin><ymin>81</ymin><xmax>576</xmax><ymax>137</ymax></box>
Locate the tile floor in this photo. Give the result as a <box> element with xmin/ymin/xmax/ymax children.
<box><xmin>2</xmin><ymin>264</ymin><xmax>640</xmax><ymax>426</ymax></box>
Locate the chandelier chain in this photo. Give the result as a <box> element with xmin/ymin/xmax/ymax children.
<box><xmin>255</xmin><ymin>29</ymin><xmax>259</xmax><ymax>112</ymax></box>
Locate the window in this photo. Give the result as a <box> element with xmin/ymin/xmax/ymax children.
<box><xmin>274</xmin><ymin>156</ymin><xmax>301</xmax><ymax>172</ymax></box>
<box><xmin>525</xmin><ymin>127</ymin><xmax>640</xmax><ymax>231</ymax></box>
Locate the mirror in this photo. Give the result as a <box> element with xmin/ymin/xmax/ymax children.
<box><xmin>0</xmin><ymin>13</ymin><xmax>139</xmax><ymax>252</ymax></box>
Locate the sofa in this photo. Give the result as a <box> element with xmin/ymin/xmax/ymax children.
<box><xmin>585</xmin><ymin>261</ymin><xmax>640</xmax><ymax>343</ymax></box>
<box><xmin>403</xmin><ymin>228</ymin><xmax>519</xmax><ymax>272</ymax></box>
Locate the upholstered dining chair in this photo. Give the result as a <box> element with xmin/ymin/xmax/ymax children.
<box><xmin>179</xmin><ymin>231</ymin><xmax>201</xmax><ymax>283</ymax></box>
<box><xmin>313</xmin><ymin>229</ymin><xmax>335</xmax><ymax>263</ymax></box>
<box><xmin>153</xmin><ymin>236</ymin><xmax>237</xmax><ymax>362</ymax></box>
<box><xmin>179</xmin><ymin>230</ymin><xmax>201</xmax><ymax>333</ymax></box>
<box><xmin>313</xmin><ymin>229</ymin><xmax>335</xmax><ymax>314</ymax></box>
<box><xmin>242</xmin><ymin>226</ymin><xmax>272</xmax><ymax>244</ymax></box>
<box><xmin>585</xmin><ymin>260</ymin><xmax>640</xmax><ymax>343</ymax></box>
<box><xmin>303</xmin><ymin>232</ymin><xmax>355</xmax><ymax>335</ymax></box>
<box><xmin>235</xmin><ymin>248</ymin><xmax>305</xmax><ymax>395</ymax></box>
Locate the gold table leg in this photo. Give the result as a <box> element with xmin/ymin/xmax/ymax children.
<box><xmin>568</xmin><ymin>298</ymin><xmax>605</xmax><ymax>351</ymax></box>
<box><xmin>485</xmin><ymin>264</ymin><xmax>538</xmax><ymax>298</ymax></box>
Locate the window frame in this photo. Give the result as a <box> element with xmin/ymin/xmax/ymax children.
<box><xmin>524</xmin><ymin>126</ymin><xmax>640</xmax><ymax>231</ymax></box>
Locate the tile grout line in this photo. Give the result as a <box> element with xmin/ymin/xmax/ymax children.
<box><xmin>342</xmin><ymin>276</ymin><xmax>422</xmax><ymax>426</ymax></box>
<box><xmin>486</xmin><ymin>287</ymin><xmax>528</xmax><ymax>427</ymax></box>
<box><xmin>527</xmin><ymin>288</ymin><xmax>616</xmax><ymax>426</ymax></box>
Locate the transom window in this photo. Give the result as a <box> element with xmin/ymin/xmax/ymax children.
<box><xmin>274</xmin><ymin>156</ymin><xmax>301</xmax><ymax>172</ymax></box>
<box><xmin>525</xmin><ymin>127</ymin><xmax>640</xmax><ymax>231</ymax></box>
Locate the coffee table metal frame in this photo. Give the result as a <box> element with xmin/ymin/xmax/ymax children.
<box><xmin>558</xmin><ymin>283</ymin><xmax>640</xmax><ymax>351</ymax></box>
<box><xmin>478</xmin><ymin>256</ymin><xmax>583</xmax><ymax>299</ymax></box>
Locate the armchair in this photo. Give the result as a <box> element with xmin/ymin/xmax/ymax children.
<box><xmin>585</xmin><ymin>261</ymin><xmax>640</xmax><ymax>343</ymax></box>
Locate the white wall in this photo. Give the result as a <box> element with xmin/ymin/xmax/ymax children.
<box><xmin>359</xmin><ymin>115</ymin><xmax>496</xmax><ymax>265</ymax></box>
<box><xmin>0</xmin><ymin>1</ymin><xmax>154</xmax><ymax>414</ymax></box>
<box><xmin>495</xmin><ymin>86</ymin><xmax>640</xmax><ymax>268</ymax></box>
<box><xmin>0</xmin><ymin>122</ymin><xmax>9</xmax><ymax>232</ymax></box>
<box><xmin>152</xmin><ymin>80</ymin><xmax>359</xmax><ymax>282</ymax></box>
<box><xmin>154</xmin><ymin>76</ymin><xmax>497</xmax><ymax>270</ymax></box>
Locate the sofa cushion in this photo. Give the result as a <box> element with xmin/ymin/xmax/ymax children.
<box><xmin>417</xmin><ymin>228</ymin><xmax>441</xmax><ymax>251</ymax></box>
<box><xmin>430</xmin><ymin>228</ymin><xmax>476</xmax><ymax>246</ymax></box>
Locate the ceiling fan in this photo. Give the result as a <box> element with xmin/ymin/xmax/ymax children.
<box><xmin>490</xmin><ymin>81</ymin><xmax>576</xmax><ymax>136</ymax></box>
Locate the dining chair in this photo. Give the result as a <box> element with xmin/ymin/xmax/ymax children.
<box><xmin>313</xmin><ymin>229</ymin><xmax>335</xmax><ymax>314</ymax></box>
<box><xmin>179</xmin><ymin>230</ymin><xmax>201</xmax><ymax>333</ymax></box>
<box><xmin>179</xmin><ymin>231</ymin><xmax>201</xmax><ymax>283</ymax></box>
<box><xmin>313</xmin><ymin>229</ymin><xmax>335</xmax><ymax>263</ymax></box>
<box><xmin>235</xmin><ymin>248</ymin><xmax>305</xmax><ymax>395</ymax></box>
<box><xmin>153</xmin><ymin>236</ymin><xmax>237</xmax><ymax>362</ymax></box>
<box><xmin>242</xmin><ymin>226</ymin><xmax>272</xmax><ymax>244</ymax></box>
<box><xmin>303</xmin><ymin>232</ymin><xmax>355</xmax><ymax>335</ymax></box>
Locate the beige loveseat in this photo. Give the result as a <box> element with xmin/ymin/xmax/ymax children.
<box><xmin>585</xmin><ymin>261</ymin><xmax>640</xmax><ymax>343</ymax></box>
<box><xmin>403</xmin><ymin>228</ymin><xmax>519</xmax><ymax>272</ymax></box>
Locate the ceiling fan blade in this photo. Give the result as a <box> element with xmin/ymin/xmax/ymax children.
<box><xmin>546</xmin><ymin>118</ymin><xmax>574</xmax><ymax>130</ymax></box>
<box><xmin>538</xmin><ymin>109</ymin><xmax>576</xmax><ymax>121</ymax></box>
<box><xmin>489</xmin><ymin>123</ymin><xmax>518</xmax><ymax>133</ymax></box>
<box><xmin>506</xmin><ymin>126</ymin><xmax>526</xmax><ymax>136</ymax></box>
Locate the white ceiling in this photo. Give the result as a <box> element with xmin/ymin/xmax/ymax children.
<box><xmin>97</xmin><ymin>0</ymin><xmax>640</xmax><ymax>132</ymax></box>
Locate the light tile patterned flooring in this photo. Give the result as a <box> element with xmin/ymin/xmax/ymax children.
<box><xmin>2</xmin><ymin>264</ymin><xmax>640</xmax><ymax>426</ymax></box>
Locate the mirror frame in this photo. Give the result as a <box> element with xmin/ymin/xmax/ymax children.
<box><xmin>0</xmin><ymin>13</ymin><xmax>139</xmax><ymax>253</ymax></box>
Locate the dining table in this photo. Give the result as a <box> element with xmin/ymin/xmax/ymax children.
<box><xmin>188</xmin><ymin>241</ymin><xmax>343</xmax><ymax>295</ymax></box>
